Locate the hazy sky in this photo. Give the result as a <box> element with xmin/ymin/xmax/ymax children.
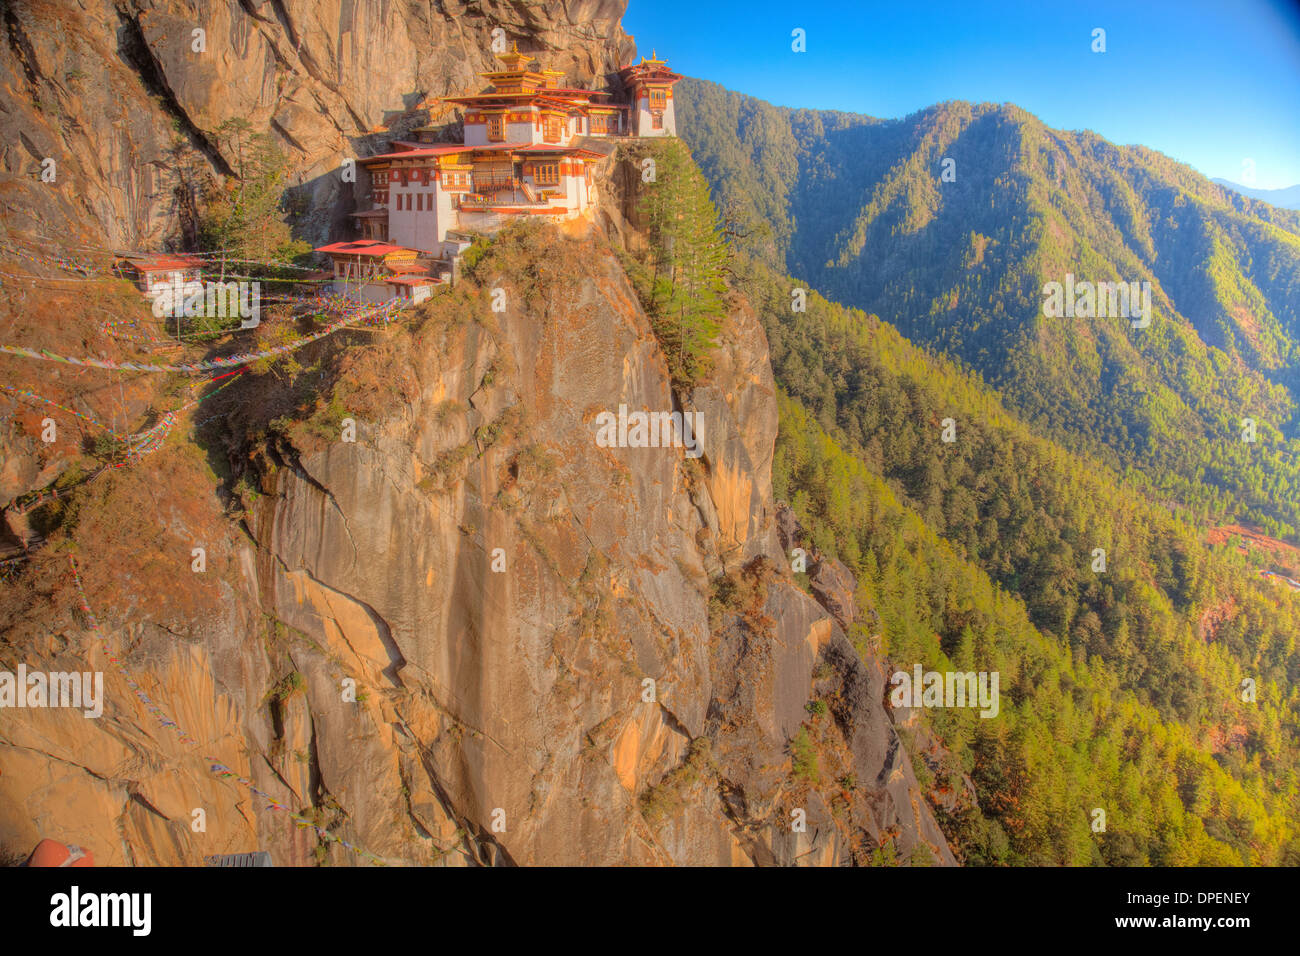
<box><xmin>624</xmin><ymin>0</ymin><xmax>1300</xmax><ymax>189</ymax></box>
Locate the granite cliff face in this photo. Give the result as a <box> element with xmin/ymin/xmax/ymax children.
<box><xmin>0</xmin><ymin>2</ymin><xmax>954</xmax><ymax>866</ymax></box>
<box><xmin>1</xmin><ymin>0</ymin><xmax>634</xmax><ymax>246</ymax></box>
<box><xmin>1</xmin><ymin>220</ymin><xmax>953</xmax><ymax>866</ymax></box>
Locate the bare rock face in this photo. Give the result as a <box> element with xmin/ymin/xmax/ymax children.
<box><xmin>0</xmin><ymin>222</ymin><xmax>955</xmax><ymax>866</ymax></box>
<box><xmin>809</xmin><ymin>555</ymin><xmax>857</xmax><ymax>632</ymax></box>
<box><xmin>0</xmin><ymin>0</ymin><xmax>635</xmax><ymax>246</ymax></box>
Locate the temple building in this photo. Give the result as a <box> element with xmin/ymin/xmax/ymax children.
<box><xmin>618</xmin><ymin>53</ymin><xmax>681</xmax><ymax>137</ymax></box>
<box><xmin>317</xmin><ymin>46</ymin><xmax>682</xmax><ymax>301</ymax></box>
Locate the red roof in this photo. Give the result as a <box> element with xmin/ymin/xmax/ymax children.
<box><xmin>390</xmin><ymin>140</ymin><xmax>462</xmax><ymax>151</ymax></box>
<box><xmin>359</xmin><ymin>143</ymin><xmax>534</xmax><ymax>163</ymax></box>
<box><xmin>315</xmin><ymin>240</ymin><xmax>413</xmax><ymax>257</ymax></box>
<box><xmin>358</xmin><ymin>145</ymin><xmax>471</xmax><ymax>163</ymax></box>
<box><xmin>385</xmin><ymin>275</ymin><xmax>437</xmax><ymax>287</ymax></box>
<box><xmin>125</xmin><ymin>254</ymin><xmax>203</xmax><ymax>273</ymax></box>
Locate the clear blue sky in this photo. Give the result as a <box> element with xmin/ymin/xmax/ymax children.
<box><xmin>623</xmin><ymin>0</ymin><xmax>1300</xmax><ymax>189</ymax></box>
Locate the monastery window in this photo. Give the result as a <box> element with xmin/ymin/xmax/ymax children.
<box><xmin>651</xmin><ymin>110</ymin><xmax>663</xmax><ymax>130</ymax></box>
<box><xmin>590</xmin><ymin>113</ymin><xmax>608</xmax><ymax>133</ymax></box>
<box><xmin>534</xmin><ymin>162</ymin><xmax>559</xmax><ymax>187</ymax></box>
<box><xmin>417</xmin><ymin>193</ymin><xmax>424</xmax><ymax>211</ymax></box>
<box><xmin>648</xmin><ymin>88</ymin><xmax>666</xmax><ymax>109</ymax></box>
<box><xmin>487</xmin><ymin>115</ymin><xmax>505</xmax><ymax>141</ymax></box>
<box><xmin>544</xmin><ymin>116</ymin><xmax>563</xmax><ymax>143</ymax></box>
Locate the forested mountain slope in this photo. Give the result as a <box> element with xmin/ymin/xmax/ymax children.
<box><xmin>678</xmin><ymin>78</ymin><xmax>1300</xmax><ymax>542</ymax></box>
<box><xmin>740</xmin><ymin>252</ymin><xmax>1300</xmax><ymax>863</ymax></box>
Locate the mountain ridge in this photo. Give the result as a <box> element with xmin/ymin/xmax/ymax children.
<box><xmin>677</xmin><ymin>76</ymin><xmax>1300</xmax><ymax>542</ymax></box>
<box><xmin>1213</xmin><ymin>179</ymin><xmax>1300</xmax><ymax>211</ymax></box>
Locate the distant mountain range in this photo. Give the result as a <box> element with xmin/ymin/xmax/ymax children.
<box><xmin>1212</xmin><ymin>179</ymin><xmax>1300</xmax><ymax>211</ymax></box>
<box><xmin>676</xmin><ymin>77</ymin><xmax>1300</xmax><ymax>540</ymax></box>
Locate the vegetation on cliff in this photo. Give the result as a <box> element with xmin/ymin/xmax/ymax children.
<box><xmin>619</xmin><ymin>139</ymin><xmax>728</xmax><ymax>387</ymax></box>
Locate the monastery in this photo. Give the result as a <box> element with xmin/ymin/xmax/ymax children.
<box><xmin>315</xmin><ymin>46</ymin><xmax>681</xmax><ymax>304</ymax></box>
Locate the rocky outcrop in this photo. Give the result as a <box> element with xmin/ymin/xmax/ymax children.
<box><xmin>0</xmin><ymin>1</ymin><xmax>955</xmax><ymax>866</ymax></box>
<box><xmin>0</xmin><ymin>220</ymin><xmax>954</xmax><ymax>866</ymax></box>
<box><xmin>0</xmin><ymin>0</ymin><xmax>634</xmax><ymax>247</ymax></box>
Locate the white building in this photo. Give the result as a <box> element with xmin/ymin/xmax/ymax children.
<box><xmin>618</xmin><ymin>53</ymin><xmax>682</xmax><ymax>137</ymax></box>
<box><xmin>317</xmin><ymin>46</ymin><xmax>682</xmax><ymax>294</ymax></box>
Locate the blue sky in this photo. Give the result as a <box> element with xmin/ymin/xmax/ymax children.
<box><xmin>624</xmin><ymin>0</ymin><xmax>1300</xmax><ymax>189</ymax></box>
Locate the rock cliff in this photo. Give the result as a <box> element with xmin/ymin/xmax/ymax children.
<box><xmin>0</xmin><ymin>1</ymin><xmax>953</xmax><ymax>866</ymax></box>
<box><xmin>1</xmin><ymin>0</ymin><xmax>633</xmax><ymax>246</ymax></box>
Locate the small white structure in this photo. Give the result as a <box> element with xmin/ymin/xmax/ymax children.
<box><xmin>118</xmin><ymin>254</ymin><xmax>203</xmax><ymax>297</ymax></box>
<box><xmin>385</xmin><ymin>274</ymin><xmax>436</xmax><ymax>305</ymax></box>
<box><xmin>314</xmin><ymin>239</ymin><xmax>440</xmax><ymax>304</ymax></box>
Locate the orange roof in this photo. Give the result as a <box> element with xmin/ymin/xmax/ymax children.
<box><xmin>315</xmin><ymin>240</ymin><xmax>413</xmax><ymax>257</ymax></box>
<box><xmin>359</xmin><ymin>143</ymin><xmax>531</xmax><ymax>164</ymax></box>
<box><xmin>124</xmin><ymin>253</ymin><xmax>203</xmax><ymax>272</ymax></box>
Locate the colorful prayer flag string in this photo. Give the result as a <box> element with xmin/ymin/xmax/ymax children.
<box><xmin>1</xmin><ymin>298</ymin><xmax>404</xmax><ymax>373</ymax></box>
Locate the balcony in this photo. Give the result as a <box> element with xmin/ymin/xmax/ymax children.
<box><xmin>458</xmin><ymin>173</ymin><xmax>554</xmax><ymax>209</ymax></box>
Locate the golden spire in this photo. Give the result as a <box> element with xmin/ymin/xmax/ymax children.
<box><xmin>494</xmin><ymin>41</ymin><xmax>533</xmax><ymax>71</ymax></box>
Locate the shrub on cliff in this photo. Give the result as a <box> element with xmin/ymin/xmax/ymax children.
<box><xmin>198</xmin><ymin>119</ymin><xmax>311</xmax><ymax>272</ymax></box>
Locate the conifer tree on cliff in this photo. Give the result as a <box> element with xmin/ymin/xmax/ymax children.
<box><xmin>635</xmin><ymin>140</ymin><xmax>728</xmax><ymax>387</ymax></box>
<box><xmin>199</xmin><ymin>119</ymin><xmax>310</xmax><ymax>277</ymax></box>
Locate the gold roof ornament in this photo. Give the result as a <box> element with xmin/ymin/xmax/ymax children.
<box><xmin>494</xmin><ymin>41</ymin><xmax>534</xmax><ymax>71</ymax></box>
